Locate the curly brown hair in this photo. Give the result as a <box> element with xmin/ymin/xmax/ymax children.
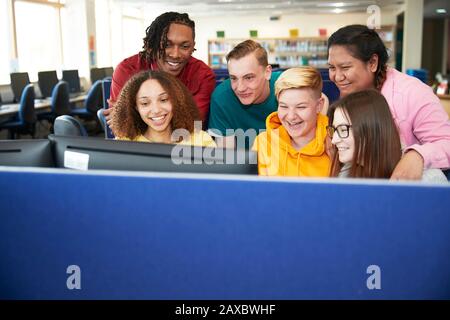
<box><xmin>112</xmin><ymin>70</ymin><xmax>200</xmax><ymax>140</ymax></box>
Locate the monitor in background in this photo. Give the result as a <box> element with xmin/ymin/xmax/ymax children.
<box><xmin>62</xmin><ymin>70</ymin><xmax>81</xmax><ymax>94</ymax></box>
<box><xmin>103</xmin><ymin>67</ymin><xmax>113</xmax><ymax>78</ymax></box>
<box><xmin>0</xmin><ymin>139</ymin><xmax>55</xmax><ymax>167</ymax></box>
<box><xmin>90</xmin><ymin>68</ymin><xmax>104</xmax><ymax>84</ymax></box>
<box><xmin>48</xmin><ymin>134</ymin><xmax>258</xmax><ymax>175</ymax></box>
<box><xmin>38</xmin><ymin>70</ymin><xmax>59</xmax><ymax>98</ymax></box>
<box><xmin>90</xmin><ymin>67</ymin><xmax>114</xmax><ymax>84</ymax></box>
<box><xmin>10</xmin><ymin>72</ymin><xmax>30</xmax><ymax>103</ymax></box>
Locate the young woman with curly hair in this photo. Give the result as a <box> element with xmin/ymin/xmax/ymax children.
<box><xmin>112</xmin><ymin>70</ymin><xmax>216</xmax><ymax>147</ymax></box>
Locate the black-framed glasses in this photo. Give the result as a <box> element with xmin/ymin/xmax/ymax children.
<box><xmin>326</xmin><ymin>124</ymin><xmax>352</xmax><ymax>139</ymax></box>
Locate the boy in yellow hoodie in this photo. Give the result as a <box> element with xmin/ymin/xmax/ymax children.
<box><xmin>252</xmin><ymin>67</ymin><xmax>331</xmax><ymax>176</ymax></box>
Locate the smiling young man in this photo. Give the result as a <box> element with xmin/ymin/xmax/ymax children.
<box><xmin>208</xmin><ymin>40</ymin><xmax>282</xmax><ymax>149</ymax></box>
<box><xmin>105</xmin><ymin>12</ymin><xmax>215</xmax><ymax>129</ymax></box>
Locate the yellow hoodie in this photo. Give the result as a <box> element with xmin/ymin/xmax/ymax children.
<box><xmin>252</xmin><ymin>112</ymin><xmax>330</xmax><ymax>177</ymax></box>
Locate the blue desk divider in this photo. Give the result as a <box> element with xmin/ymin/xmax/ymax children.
<box><xmin>0</xmin><ymin>168</ymin><xmax>449</xmax><ymax>299</ymax></box>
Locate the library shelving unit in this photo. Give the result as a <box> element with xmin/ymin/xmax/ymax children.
<box><xmin>208</xmin><ymin>37</ymin><xmax>328</xmax><ymax>69</ymax></box>
<box><xmin>208</xmin><ymin>25</ymin><xmax>396</xmax><ymax>69</ymax></box>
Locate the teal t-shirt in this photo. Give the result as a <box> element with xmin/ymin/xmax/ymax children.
<box><xmin>208</xmin><ymin>71</ymin><xmax>281</xmax><ymax>144</ymax></box>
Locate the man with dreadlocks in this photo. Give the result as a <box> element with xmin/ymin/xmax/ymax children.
<box><xmin>105</xmin><ymin>12</ymin><xmax>215</xmax><ymax>130</ymax></box>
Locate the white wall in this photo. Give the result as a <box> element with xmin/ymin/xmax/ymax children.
<box><xmin>61</xmin><ymin>0</ymin><xmax>89</xmax><ymax>80</ymax></box>
<box><xmin>402</xmin><ymin>0</ymin><xmax>423</xmax><ymax>71</ymax></box>
<box><xmin>192</xmin><ymin>10</ymin><xmax>398</xmax><ymax>64</ymax></box>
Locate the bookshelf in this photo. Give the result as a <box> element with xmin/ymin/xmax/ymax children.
<box><xmin>208</xmin><ymin>37</ymin><xmax>328</xmax><ymax>69</ymax></box>
<box><xmin>208</xmin><ymin>25</ymin><xmax>396</xmax><ymax>69</ymax></box>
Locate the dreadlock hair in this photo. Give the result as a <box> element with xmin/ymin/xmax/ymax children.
<box><xmin>139</xmin><ymin>12</ymin><xmax>195</xmax><ymax>63</ymax></box>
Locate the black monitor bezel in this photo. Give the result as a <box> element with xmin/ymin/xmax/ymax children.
<box><xmin>38</xmin><ymin>70</ymin><xmax>59</xmax><ymax>98</ymax></box>
<box><xmin>62</xmin><ymin>69</ymin><xmax>81</xmax><ymax>94</ymax></box>
<box><xmin>48</xmin><ymin>134</ymin><xmax>258</xmax><ymax>175</ymax></box>
<box><xmin>10</xmin><ymin>72</ymin><xmax>30</xmax><ymax>103</ymax></box>
<box><xmin>0</xmin><ymin>139</ymin><xmax>55</xmax><ymax>167</ymax></box>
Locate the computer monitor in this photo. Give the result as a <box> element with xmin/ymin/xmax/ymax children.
<box><xmin>0</xmin><ymin>139</ymin><xmax>55</xmax><ymax>167</ymax></box>
<box><xmin>10</xmin><ymin>72</ymin><xmax>30</xmax><ymax>103</ymax></box>
<box><xmin>103</xmin><ymin>67</ymin><xmax>113</xmax><ymax>78</ymax></box>
<box><xmin>48</xmin><ymin>134</ymin><xmax>258</xmax><ymax>175</ymax></box>
<box><xmin>38</xmin><ymin>70</ymin><xmax>59</xmax><ymax>98</ymax></box>
<box><xmin>90</xmin><ymin>68</ymin><xmax>103</xmax><ymax>84</ymax></box>
<box><xmin>90</xmin><ymin>67</ymin><xmax>114</xmax><ymax>84</ymax></box>
<box><xmin>62</xmin><ymin>70</ymin><xmax>81</xmax><ymax>94</ymax></box>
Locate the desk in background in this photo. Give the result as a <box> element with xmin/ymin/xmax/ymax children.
<box><xmin>0</xmin><ymin>95</ymin><xmax>87</xmax><ymax>120</ymax></box>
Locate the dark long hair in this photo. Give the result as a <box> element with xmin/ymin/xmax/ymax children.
<box><xmin>328</xmin><ymin>24</ymin><xmax>389</xmax><ymax>90</ymax></box>
<box><xmin>139</xmin><ymin>12</ymin><xmax>195</xmax><ymax>63</ymax></box>
<box><xmin>328</xmin><ymin>90</ymin><xmax>402</xmax><ymax>178</ymax></box>
<box><xmin>112</xmin><ymin>70</ymin><xmax>200</xmax><ymax>140</ymax></box>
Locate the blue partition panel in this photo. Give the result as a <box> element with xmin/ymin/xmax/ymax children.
<box><xmin>0</xmin><ymin>169</ymin><xmax>449</xmax><ymax>299</ymax></box>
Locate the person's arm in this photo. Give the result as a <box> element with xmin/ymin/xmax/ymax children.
<box><xmin>390</xmin><ymin>150</ymin><xmax>424</xmax><ymax>180</ymax></box>
<box><xmin>251</xmin><ymin>135</ymin><xmax>268</xmax><ymax>175</ymax></box>
<box><xmin>103</xmin><ymin>64</ymin><xmax>128</xmax><ymax>134</ymax></box>
<box><xmin>391</xmin><ymin>88</ymin><xmax>450</xmax><ymax>180</ymax></box>
<box><xmin>192</xmin><ymin>68</ymin><xmax>216</xmax><ymax>124</ymax></box>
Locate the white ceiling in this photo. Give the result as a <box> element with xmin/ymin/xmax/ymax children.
<box><xmin>120</xmin><ymin>0</ymin><xmax>406</xmax><ymax>16</ymax></box>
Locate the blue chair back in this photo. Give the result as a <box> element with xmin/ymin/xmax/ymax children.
<box><xmin>84</xmin><ymin>80</ymin><xmax>103</xmax><ymax>114</ymax></box>
<box><xmin>54</xmin><ymin>115</ymin><xmax>88</xmax><ymax>137</ymax></box>
<box><xmin>97</xmin><ymin>108</ymin><xmax>106</xmax><ymax>131</ymax></box>
<box><xmin>18</xmin><ymin>84</ymin><xmax>36</xmax><ymax>124</ymax></box>
<box><xmin>101</xmin><ymin>79</ymin><xmax>115</xmax><ymax>139</ymax></box>
<box><xmin>318</xmin><ymin>68</ymin><xmax>330</xmax><ymax>81</ymax></box>
<box><xmin>51</xmin><ymin>81</ymin><xmax>72</xmax><ymax>116</ymax></box>
<box><xmin>323</xmin><ymin>80</ymin><xmax>340</xmax><ymax>104</ymax></box>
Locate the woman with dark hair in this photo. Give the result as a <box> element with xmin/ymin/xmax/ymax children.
<box><xmin>327</xmin><ymin>24</ymin><xmax>450</xmax><ymax>180</ymax></box>
<box><xmin>112</xmin><ymin>70</ymin><xmax>215</xmax><ymax>147</ymax></box>
<box><xmin>327</xmin><ymin>90</ymin><xmax>447</xmax><ymax>182</ymax></box>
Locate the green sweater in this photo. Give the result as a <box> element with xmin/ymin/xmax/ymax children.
<box><xmin>208</xmin><ymin>71</ymin><xmax>281</xmax><ymax>148</ymax></box>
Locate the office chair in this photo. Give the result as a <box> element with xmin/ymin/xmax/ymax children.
<box><xmin>54</xmin><ymin>115</ymin><xmax>88</xmax><ymax>137</ymax></box>
<box><xmin>97</xmin><ymin>108</ymin><xmax>106</xmax><ymax>131</ymax></box>
<box><xmin>0</xmin><ymin>84</ymin><xmax>37</xmax><ymax>139</ymax></box>
<box><xmin>71</xmin><ymin>80</ymin><xmax>103</xmax><ymax>118</ymax></box>
<box><xmin>102</xmin><ymin>79</ymin><xmax>115</xmax><ymax>139</ymax></box>
<box><xmin>38</xmin><ymin>81</ymin><xmax>72</xmax><ymax>124</ymax></box>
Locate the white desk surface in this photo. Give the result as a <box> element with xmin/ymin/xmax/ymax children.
<box><xmin>0</xmin><ymin>94</ymin><xmax>87</xmax><ymax>118</ymax></box>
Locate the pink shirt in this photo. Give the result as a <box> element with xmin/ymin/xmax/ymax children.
<box><xmin>381</xmin><ymin>67</ymin><xmax>450</xmax><ymax>169</ymax></box>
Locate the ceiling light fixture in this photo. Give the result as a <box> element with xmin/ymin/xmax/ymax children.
<box><xmin>436</xmin><ymin>8</ymin><xmax>447</xmax><ymax>14</ymax></box>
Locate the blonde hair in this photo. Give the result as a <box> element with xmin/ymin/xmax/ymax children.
<box><xmin>275</xmin><ymin>67</ymin><xmax>323</xmax><ymax>99</ymax></box>
<box><xmin>226</xmin><ymin>40</ymin><xmax>268</xmax><ymax>67</ymax></box>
